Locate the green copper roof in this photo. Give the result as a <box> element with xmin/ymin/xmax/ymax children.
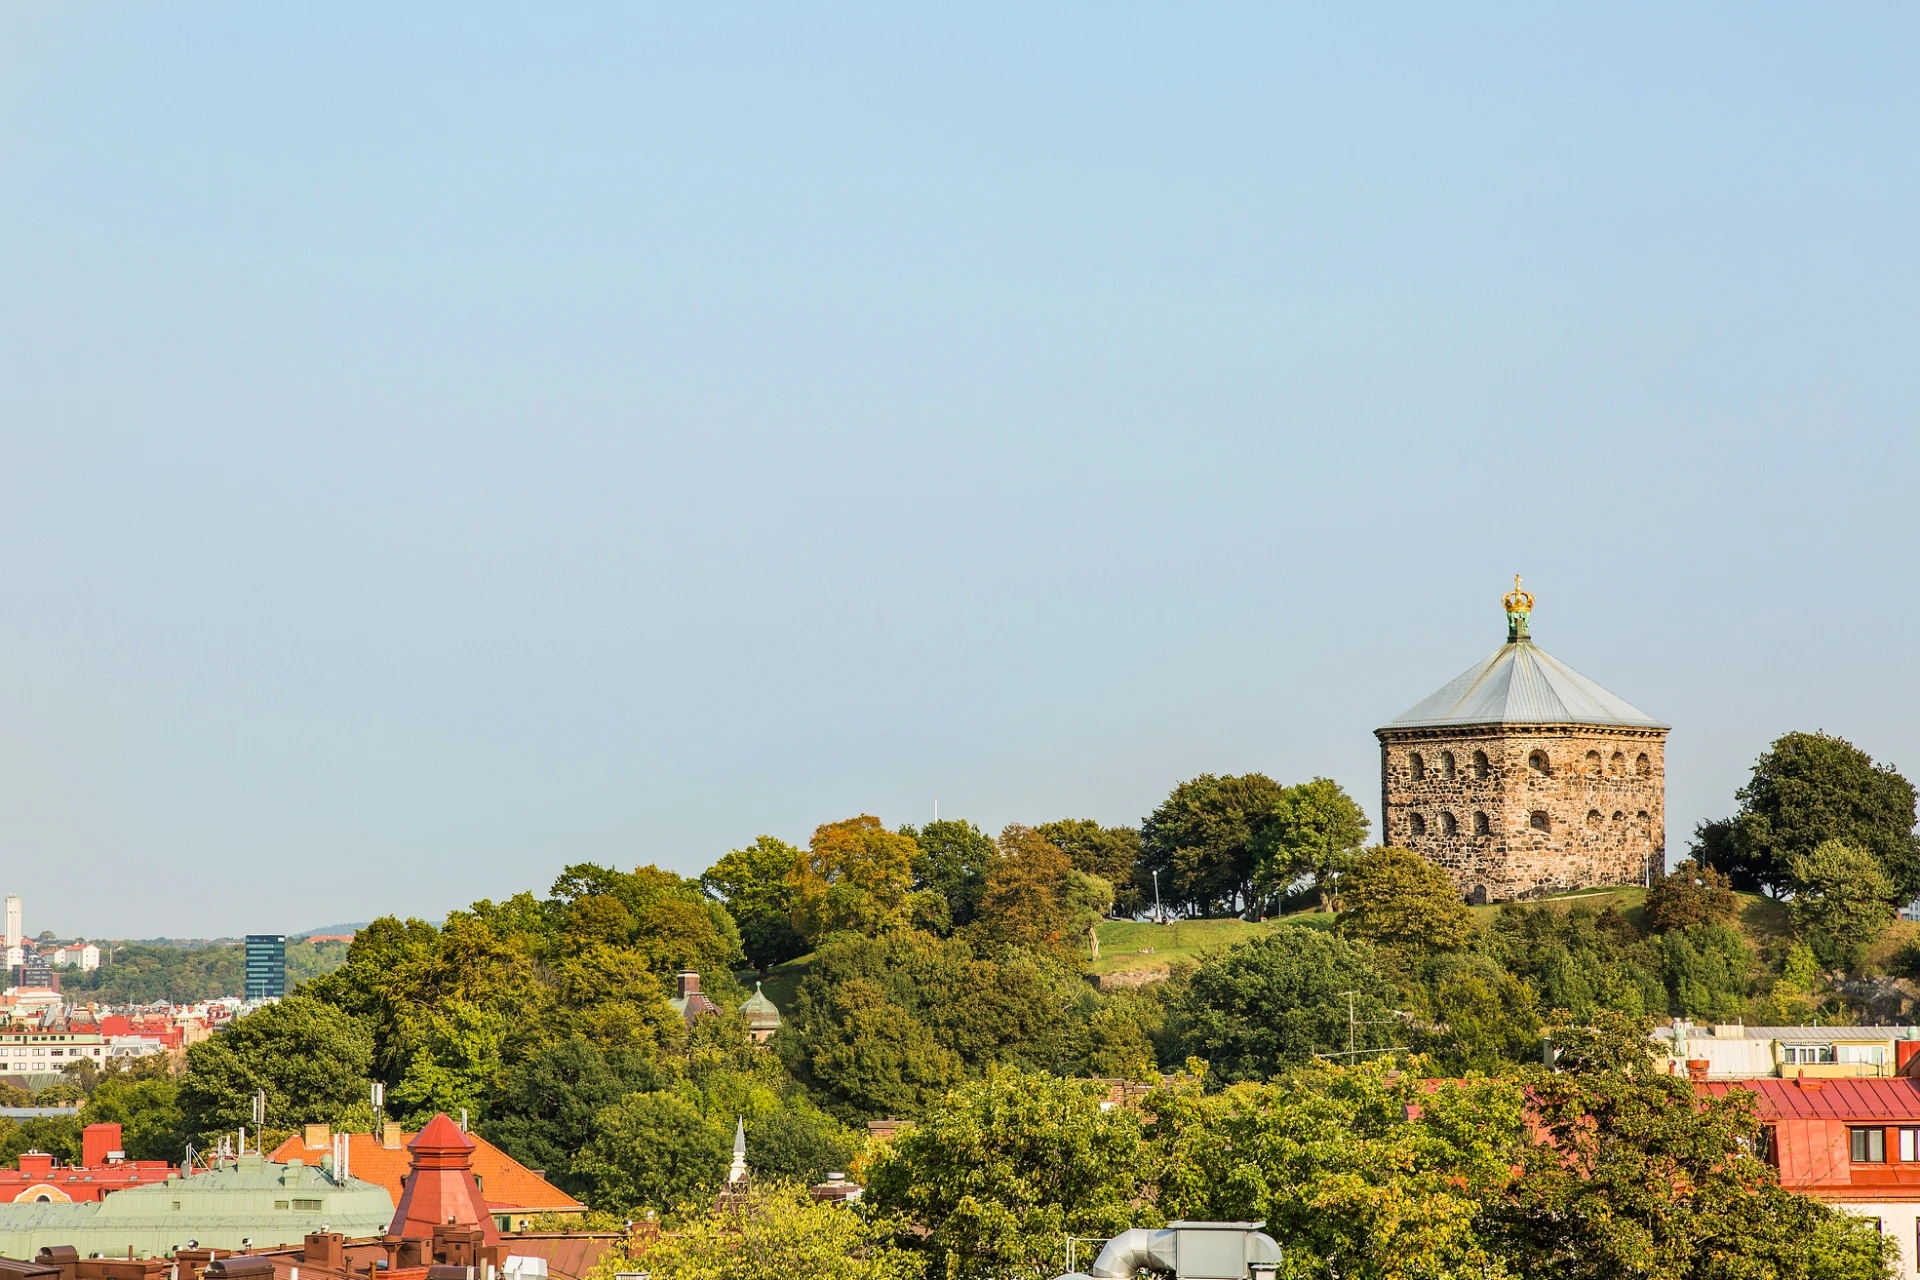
<box><xmin>0</xmin><ymin>1154</ymin><xmax>393</xmax><ymax>1257</ymax></box>
<box><xmin>739</xmin><ymin>982</ymin><xmax>781</xmax><ymax>1023</ymax></box>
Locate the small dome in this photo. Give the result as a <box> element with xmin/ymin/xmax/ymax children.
<box><xmin>740</xmin><ymin>982</ymin><xmax>782</xmax><ymax>1030</ymax></box>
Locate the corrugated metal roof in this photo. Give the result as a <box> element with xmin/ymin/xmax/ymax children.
<box><xmin>1382</xmin><ymin>637</ymin><xmax>1667</xmax><ymax>731</ymax></box>
<box><xmin>1731</xmin><ymin>1027</ymin><xmax>1920</xmax><ymax>1042</ymax></box>
<box><xmin>1703</xmin><ymin>1078</ymin><xmax>1920</xmax><ymax>1121</ymax></box>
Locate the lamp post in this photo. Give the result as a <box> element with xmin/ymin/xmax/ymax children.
<box><xmin>1152</xmin><ymin>869</ymin><xmax>1163</xmax><ymax>925</ymax></box>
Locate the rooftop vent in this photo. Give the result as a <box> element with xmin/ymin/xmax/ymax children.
<box><xmin>1056</xmin><ymin>1221</ymin><xmax>1280</xmax><ymax>1280</ymax></box>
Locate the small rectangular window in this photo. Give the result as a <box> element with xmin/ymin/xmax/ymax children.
<box><xmin>1851</xmin><ymin>1127</ymin><xmax>1886</xmax><ymax>1163</ymax></box>
<box><xmin>293</xmin><ymin>1199</ymin><xmax>323</xmax><ymax>1211</ymax></box>
<box><xmin>275</xmin><ymin>1200</ymin><xmax>290</xmax><ymax>1210</ymax></box>
<box><xmin>1901</xmin><ymin>1129</ymin><xmax>1920</xmax><ymax>1162</ymax></box>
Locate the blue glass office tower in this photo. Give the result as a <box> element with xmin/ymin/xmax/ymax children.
<box><xmin>245</xmin><ymin>934</ymin><xmax>286</xmax><ymax>1001</ymax></box>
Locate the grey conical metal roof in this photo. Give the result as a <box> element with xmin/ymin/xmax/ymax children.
<box><xmin>1382</xmin><ymin>636</ymin><xmax>1667</xmax><ymax>730</ymax></box>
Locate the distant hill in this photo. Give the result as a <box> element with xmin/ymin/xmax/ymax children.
<box><xmin>293</xmin><ymin>922</ymin><xmax>368</xmax><ymax>939</ymax></box>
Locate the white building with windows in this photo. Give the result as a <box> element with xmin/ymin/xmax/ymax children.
<box><xmin>1657</xmin><ymin>1022</ymin><xmax>1920</xmax><ymax>1079</ymax></box>
<box><xmin>48</xmin><ymin>945</ymin><xmax>99</xmax><ymax>971</ymax></box>
<box><xmin>0</xmin><ymin>1031</ymin><xmax>107</xmax><ymax>1074</ymax></box>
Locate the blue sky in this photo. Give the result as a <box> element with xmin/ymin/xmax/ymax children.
<box><xmin>0</xmin><ymin>6</ymin><xmax>1915</xmax><ymax>935</ymax></box>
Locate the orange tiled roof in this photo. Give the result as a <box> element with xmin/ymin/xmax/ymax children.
<box><xmin>266</xmin><ymin>1128</ymin><xmax>583</xmax><ymax>1214</ymax></box>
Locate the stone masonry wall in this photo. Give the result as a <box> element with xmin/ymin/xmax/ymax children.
<box><xmin>1374</xmin><ymin>724</ymin><xmax>1668</xmax><ymax>902</ymax></box>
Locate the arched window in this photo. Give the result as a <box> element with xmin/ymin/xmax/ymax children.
<box><xmin>1528</xmin><ymin>750</ymin><xmax>1549</xmax><ymax>775</ymax></box>
<box><xmin>1529</xmin><ymin>810</ymin><xmax>1550</xmax><ymax>832</ymax></box>
<box><xmin>1472</xmin><ymin>750</ymin><xmax>1490</xmax><ymax>779</ymax></box>
<box><xmin>1636</xmin><ymin>753</ymin><xmax>1652</xmax><ymax>776</ymax></box>
<box><xmin>1637</xmin><ymin>809</ymin><xmax>1650</xmax><ymax>824</ymax></box>
<box><xmin>1610</xmin><ymin>751</ymin><xmax>1625</xmax><ymax>776</ymax></box>
<box><xmin>1612</xmin><ymin>810</ymin><xmax>1625</xmax><ymax>823</ymax></box>
<box><xmin>1410</xmin><ymin>752</ymin><xmax>1426</xmax><ymax>781</ymax></box>
<box><xmin>1587</xmin><ymin>809</ymin><xmax>1603</xmax><ymax>831</ymax></box>
<box><xmin>1473</xmin><ymin>810</ymin><xmax>1490</xmax><ymax>835</ymax></box>
<box><xmin>1441</xmin><ymin>751</ymin><xmax>1457</xmax><ymax>779</ymax></box>
<box><xmin>1585</xmin><ymin>750</ymin><xmax>1602</xmax><ymax>773</ymax></box>
<box><xmin>1409</xmin><ymin>813</ymin><xmax>1427</xmax><ymax>837</ymax></box>
<box><xmin>1440</xmin><ymin>811</ymin><xmax>1458</xmax><ymax>836</ymax></box>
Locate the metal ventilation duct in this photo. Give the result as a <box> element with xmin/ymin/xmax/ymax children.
<box><xmin>1055</xmin><ymin>1220</ymin><xmax>1281</xmax><ymax>1280</ymax></box>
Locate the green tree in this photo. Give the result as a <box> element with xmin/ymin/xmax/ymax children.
<box><xmin>701</xmin><ymin>836</ymin><xmax>809</xmax><ymax>971</ymax></box>
<box><xmin>1034</xmin><ymin>820</ymin><xmax>1144</xmax><ymax>916</ymax></box>
<box><xmin>777</xmin><ymin>930</ymin><xmax>1071</xmax><ymax>1119</ymax></box>
<box><xmin>788</xmin><ymin>816</ymin><xmax>917</xmax><ymax>944</ymax></box>
<box><xmin>81</xmin><ymin>1068</ymin><xmax>185</xmax><ymax>1162</ymax></box>
<box><xmin>744</xmin><ymin>1108</ymin><xmax>857</xmax><ymax>1186</ymax></box>
<box><xmin>0</xmin><ymin>1117</ymin><xmax>83</xmax><ymax>1164</ymax></box>
<box><xmin>1418</xmin><ymin>959</ymin><xmax>1543</xmax><ymax>1074</ymax></box>
<box><xmin>1696</xmin><ymin>730</ymin><xmax>1920</xmax><ymax>899</ymax></box>
<box><xmin>866</xmin><ymin>1069</ymin><xmax>1149</xmax><ymax>1280</ymax></box>
<box><xmin>1255</xmin><ymin>778</ymin><xmax>1371</xmax><ymax>912</ymax></box>
<box><xmin>969</xmin><ymin>825</ymin><xmax>1111</xmax><ymax>962</ymax></box>
<box><xmin>177</xmin><ymin>995</ymin><xmax>374</xmax><ymax>1139</ymax></box>
<box><xmin>574</xmin><ymin>1091</ymin><xmax>731</xmax><ymax>1214</ymax></box>
<box><xmin>1642</xmin><ymin>858</ymin><xmax>1739</xmax><ymax>934</ymax></box>
<box><xmin>1493</xmin><ymin>1049</ymin><xmax>1895</xmax><ymax>1279</ymax></box>
<box><xmin>1657</xmin><ymin>922</ymin><xmax>1753</xmax><ymax>1022</ymax></box>
<box><xmin>1172</xmin><ymin>928</ymin><xmax>1400</xmax><ymax>1081</ymax></box>
<box><xmin>1149</xmin><ymin>1062</ymin><xmax>1527</xmax><ymax>1280</ymax></box>
<box><xmin>1140</xmin><ymin>773</ymin><xmax>1289</xmax><ymax>917</ymax></box>
<box><xmin>483</xmin><ymin>1035</ymin><xmax>672</xmax><ymax>1202</ymax></box>
<box><xmin>1335</xmin><ymin>847</ymin><xmax>1474</xmax><ymax>954</ymax></box>
<box><xmin>1789</xmin><ymin>838</ymin><xmax>1897</xmax><ymax>971</ymax></box>
<box><xmin>901</xmin><ymin>819</ymin><xmax>995</xmax><ymax>931</ymax></box>
<box><xmin>550</xmin><ymin>864</ymin><xmax>746</xmax><ymax>977</ymax></box>
<box><xmin>619</xmin><ymin>1181</ymin><xmax>921</xmax><ymax>1280</ymax></box>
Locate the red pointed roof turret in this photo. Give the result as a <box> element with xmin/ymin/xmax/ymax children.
<box><xmin>387</xmin><ymin>1113</ymin><xmax>499</xmax><ymax>1244</ymax></box>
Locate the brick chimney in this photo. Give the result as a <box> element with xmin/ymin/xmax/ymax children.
<box><xmin>83</xmin><ymin>1123</ymin><xmax>122</xmax><ymax>1168</ymax></box>
<box><xmin>387</xmin><ymin>1113</ymin><xmax>498</xmax><ymax>1246</ymax></box>
<box><xmin>1686</xmin><ymin>1059</ymin><xmax>1710</xmax><ymax>1083</ymax></box>
<box><xmin>18</xmin><ymin>1152</ymin><xmax>53</xmax><ymax>1180</ymax></box>
<box><xmin>677</xmin><ymin>971</ymin><xmax>700</xmax><ymax>999</ymax></box>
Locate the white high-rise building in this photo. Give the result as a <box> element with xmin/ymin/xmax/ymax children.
<box><xmin>3</xmin><ymin>895</ymin><xmax>19</xmax><ymax>971</ymax></box>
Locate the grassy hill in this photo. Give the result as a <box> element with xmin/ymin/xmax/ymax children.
<box><xmin>1088</xmin><ymin>887</ymin><xmax>1801</xmax><ymax>987</ymax></box>
<box><xmin>748</xmin><ymin>887</ymin><xmax>1828</xmax><ymax>999</ymax></box>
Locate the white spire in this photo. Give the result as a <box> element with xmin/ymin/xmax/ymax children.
<box><xmin>728</xmin><ymin>1118</ymin><xmax>747</xmax><ymax>1184</ymax></box>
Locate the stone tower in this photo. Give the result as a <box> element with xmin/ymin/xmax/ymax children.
<box><xmin>1374</xmin><ymin>579</ymin><xmax>1669</xmax><ymax>903</ymax></box>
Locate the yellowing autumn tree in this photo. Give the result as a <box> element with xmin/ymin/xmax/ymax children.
<box><xmin>787</xmin><ymin>815</ymin><xmax>917</xmax><ymax>944</ymax></box>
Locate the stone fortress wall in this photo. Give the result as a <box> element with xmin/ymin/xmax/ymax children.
<box><xmin>1375</xmin><ymin>724</ymin><xmax>1667</xmax><ymax>902</ymax></box>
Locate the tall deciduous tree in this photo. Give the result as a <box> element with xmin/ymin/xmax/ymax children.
<box><xmin>573</xmin><ymin>1091</ymin><xmax>731</xmax><ymax>1214</ymax></box>
<box><xmin>1255</xmin><ymin>778</ymin><xmax>1372</xmax><ymax>912</ymax></box>
<box><xmin>1790</xmin><ymin>838</ymin><xmax>1897</xmax><ymax>971</ymax></box>
<box><xmin>1494</xmin><ymin>1023</ymin><xmax>1896</xmax><ymax>1279</ymax></box>
<box><xmin>1642</xmin><ymin>858</ymin><xmax>1739</xmax><ymax>933</ymax></box>
<box><xmin>865</xmin><ymin>1069</ymin><xmax>1150</xmax><ymax>1280</ymax></box>
<box><xmin>1172</xmin><ymin>928</ymin><xmax>1399</xmax><ymax>1081</ymax></box>
<box><xmin>900</xmin><ymin>818</ymin><xmax>995</xmax><ymax>930</ymax></box>
<box><xmin>1140</xmin><ymin>773</ymin><xmax>1289</xmax><ymax>918</ymax></box>
<box><xmin>1035</xmin><ymin>820</ymin><xmax>1144</xmax><ymax>915</ymax></box>
<box><xmin>700</xmin><ymin>836</ymin><xmax>809</xmax><ymax>971</ymax></box>
<box><xmin>1696</xmin><ymin>730</ymin><xmax>1920</xmax><ymax>899</ymax></box>
<box><xmin>178</xmin><ymin>995</ymin><xmax>375</xmax><ymax>1139</ymax></box>
<box><xmin>787</xmin><ymin>816</ymin><xmax>917</xmax><ymax>944</ymax></box>
<box><xmin>1334</xmin><ymin>846</ymin><xmax>1475</xmax><ymax>954</ymax></box>
<box><xmin>969</xmin><ymin>825</ymin><xmax>1111</xmax><ymax>961</ymax></box>
<box><xmin>1150</xmin><ymin>1062</ymin><xmax>1527</xmax><ymax>1280</ymax></box>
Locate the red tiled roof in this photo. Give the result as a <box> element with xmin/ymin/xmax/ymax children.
<box><xmin>266</xmin><ymin>1128</ymin><xmax>583</xmax><ymax>1215</ymax></box>
<box><xmin>1701</xmin><ymin>1077</ymin><xmax>1920</xmax><ymax>1122</ymax></box>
